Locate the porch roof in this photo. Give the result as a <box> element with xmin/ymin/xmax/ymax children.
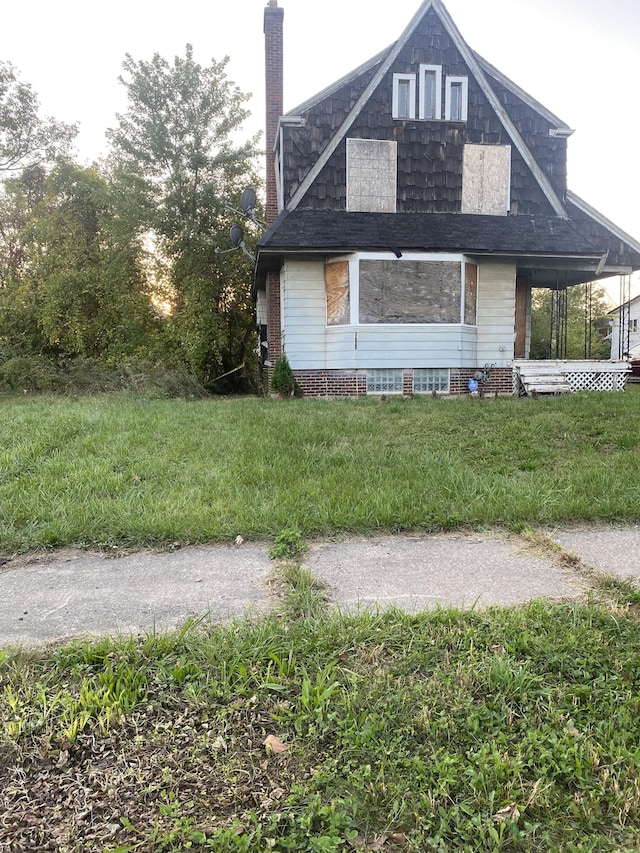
<box><xmin>255</xmin><ymin>209</ymin><xmax>625</xmax><ymax>289</ymax></box>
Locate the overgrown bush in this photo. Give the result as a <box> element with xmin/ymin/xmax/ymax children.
<box><xmin>0</xmin><ymin>355</ymin><xmax>210</xmax><ymax>398</ymax></box>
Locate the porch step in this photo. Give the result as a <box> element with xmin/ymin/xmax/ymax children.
<box><xmin>514</xmin><ymin>364</ymin><xmax>571</xmax><ymax>396</ymax></box>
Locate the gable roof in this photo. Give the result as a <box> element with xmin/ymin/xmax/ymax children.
<box><xmin>285</xmin><ymin>0</ymin><xmax>568</xmax><ymax>219</ymax></box>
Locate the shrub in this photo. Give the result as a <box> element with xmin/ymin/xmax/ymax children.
<box><xmin>270</xmin><ymin>353</ymin><xmax>301</xmax><ymax>397</ymax></box>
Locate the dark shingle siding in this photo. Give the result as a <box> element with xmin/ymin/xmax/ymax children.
<box><xmin>283</xmin><ymin>6</ymin><xmax>560</xmax><ymax>216</ymax></box>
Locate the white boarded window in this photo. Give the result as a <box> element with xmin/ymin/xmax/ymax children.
<box><xmin>461</xmin><ymin>144</ymin><xmax>512</xmax><ymax>216</ymax></box>
<box><xmin>347</xmin><ymin>139</ymin><xmax>397</xmax><ymax>213</ymax></box>
<box><xmin>419</xmin><ymin>65</ymin><xmax>442</xmax><ymax>120</ymax></box>
<box><xmin>445</xmin><ymin>76</ymin><xmax>468</xmax><ymax>121</ymax></box>
<box><xmin>414</xmin><ymin>368</ymin><xmax>450</xmax><ymax>394</ymax></box>
<box><xmin>367</xmin><ymin>369</ymin><xmax>403</xmax><ymax>394</ymax></box>
<box><xmin>392</xmin><ymin>74</ymin><xmax>416</xmax><ymax>119</ymax></box>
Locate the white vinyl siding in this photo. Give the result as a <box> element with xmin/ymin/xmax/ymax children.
<box><xmin>476</xmin><ymin>261</ymin><xmax>517</xmax><ymax>366</ymax></box>
<box><xmin>281</xmin><ymin>260</ymin><xmax>327</xmax><ymax>369</ymax></box>
<box><xmin>281</xmin><ymin>256</ymin><xmax>517</xmax><ymax>372</ymax></box>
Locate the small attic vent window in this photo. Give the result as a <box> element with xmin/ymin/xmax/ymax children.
<box><xmin>445</xmin><ymin>76</ymin><xmax>468</xmax><ymax>122</ymax></box>
<box><xmin>392</xmin><ymin>74</ymin><xmax>416</xmax><ymax>119</ymax></box>
<box><xmin>419</xmin><ymin>65</ymin><xmax>442</xmax><ymax>120</ymax></box>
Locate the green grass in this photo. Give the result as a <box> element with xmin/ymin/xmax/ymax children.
<box><xmin>2</xmin><ymin>577</ymin><xmax>640</xmax><ymax>851</ymax></box>
<box><xmin>1</xmin><ymin>391</ymin><xmax>640</xmax><ymax>554</ymax></box>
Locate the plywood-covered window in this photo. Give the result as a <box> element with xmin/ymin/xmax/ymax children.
<box><xmin>359</xmin><ymin>260</ymin><xmax>461</xmax><ymax>324</ymax></box>
<box><xmin>346</xmin><ymin>139</ymin><xmax>397</xmax><ymax>213</ymax></box>
<box><xmin>464</xmin><ymin>263</ymin><xmax>477</xmax><ymax>325</ymax></box>
<box><xmin>325</xmin><ymin>261</ymin><xmax>350</xmax><ymax>326</ymax></box>
<box><xmin>461</xmin><ymin>144</ymin><xmax>511</xmax><ymax>215</ymax></box>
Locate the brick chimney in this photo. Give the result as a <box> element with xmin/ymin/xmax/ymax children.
<box><xmin>264</xmin><ymin>0</ymin><xmax>284</xmax><ymax>368</ymax></box>
<box><xmin>264</xmin><ymin>0</ymin><xmax>284</xmax><ymax>226</ymax></box>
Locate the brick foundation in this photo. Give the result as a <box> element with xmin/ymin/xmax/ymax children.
<box><xmin>292</xmin><ymin>367</ymin><xmax>514</xmax><ymax>397</ymax></box>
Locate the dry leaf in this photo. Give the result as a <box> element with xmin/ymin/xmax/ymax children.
<box><xmin>211</xmin><ymin>735</ymin><xmax>227</xmax><ymax>751</ymax></box>
<box><xmin>263</xmin><ymin>734</ymin><xmax>288</xmax><ymax>755</ymax></box>
<box><xmin>369</xmin><ymin>836</ymin><xmax>389</xmax><ymax>850</ymax></box>
<box><xmin>493</xmin><ymin>803</ymin><xmax>521</xmax><ymax>823</ymax></box>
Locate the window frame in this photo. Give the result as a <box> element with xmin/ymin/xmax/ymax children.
<box><xmin>392</xmin><ymin>73</ymin><xmax>417</xmax><ymax>120</ymax></box>
<box><xmin>419</xmin><ymin>64</ymin><xmax>442</xmax><ymax>121</ymax></box>
<box><xmin>445</xmin><ymin>76</ymin><xmax>469</xmax><ymax>122</ymax></box>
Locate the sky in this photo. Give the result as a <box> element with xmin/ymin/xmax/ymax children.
<box><xmin>3</xmin><ymin>0</ymin><xmax>639</xmax><ymax>302</ymax></box>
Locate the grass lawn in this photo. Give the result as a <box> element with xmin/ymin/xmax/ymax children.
<box><xmin>2</xmin><ymin>572</ymin><xmax>640</xmax><ymax>851</ymax></box>
<box><xmin>2</xmin><ymin>391</ymin><xmax>640</xmax><ymax>850</ymax></box>
<box><xmin>1</xmin><ymin>390</ymin><xmax>640</xmax><ymax>555</ymax></box>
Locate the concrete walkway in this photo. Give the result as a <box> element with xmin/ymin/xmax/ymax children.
<box><xmin>1</xmin><ymin>527</ymin><xmax>639</xmax><ymax>647</ymax></box>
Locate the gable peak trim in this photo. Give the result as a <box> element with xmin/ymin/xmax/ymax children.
<box><xmin>286</xmin><ymin>0</ymin><xmax>436</xmax><ymax>211</ymax></box>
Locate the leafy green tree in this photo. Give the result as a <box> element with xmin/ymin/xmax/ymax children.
<box><xmin>0</xmin><ymin>163</ymin><xmax>158</xmax><ymax>361</ymax></box>
<box><xmin>0</xmin><ymin>62</ymin><xmax>76</xmax><ymax>174</ymax></box>
<box><xmin>530</xmin><ymin>283</ymin><xmax>612</xmax><ymax>359</ymax></box>
<box><xmin>106</xmin><ymin>46</ymin><xmax>261</xmax><ymax>389</ymax></box>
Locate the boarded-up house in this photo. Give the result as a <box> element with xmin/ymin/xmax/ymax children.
<box><xmin>255</xmin><ymin>0</ymin><xmax>640</xmax><ymax>396</ymax></box>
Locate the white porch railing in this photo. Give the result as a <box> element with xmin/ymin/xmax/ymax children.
<box><xmin>513</xmin><ymin>360</ymin><xmax>630</xmax><ymax>396</ymax></box>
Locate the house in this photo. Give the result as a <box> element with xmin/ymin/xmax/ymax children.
<box><xmin>254</xmin><ymin>0</ymin><xmax>640</xmax><ymax>396</ymax></box>
<box><xmin>608</xmin><ymin>292</ymin><xmax>640</xmax><ymax>361</ymax></box>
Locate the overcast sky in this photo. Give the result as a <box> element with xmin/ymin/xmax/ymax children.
<box><xmin>3</xmin><ymin>0</ymin><xmax>639</xmax><ymax>300</ymax></box>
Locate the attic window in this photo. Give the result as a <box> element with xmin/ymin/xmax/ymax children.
<box><xmin>419</xmin><ymin>65</ymin><xmax>442</xmax><ymax>120</ymax></box>
<box><xmin>445</xmin><ymin>76</ymin><xmax>468</xmax><ymax>121</ymax></box>
<box><xmin>392</xmin><ymin>74</ymin><xmax>416</xmax><ymax>119</ymax></box>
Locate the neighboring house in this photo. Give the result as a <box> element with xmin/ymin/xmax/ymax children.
<box><xmin>608</xmin><ymin>294</ymin><xmax>640</xmax><ymax>360</ymax></box>
<box><xmin>255</xmin><ymin>0</ymin><xmax>640</xmax><ymax>396</ymax></box>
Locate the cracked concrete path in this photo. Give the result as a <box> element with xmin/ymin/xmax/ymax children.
<box><xmin>0</xmin><ymin>527</ymin><xmax>637</xmax><ymax>646</ymax></box>
<box><xmin>306</xmin><ymin>533</ymin><xmax>585</xmax><ymax>613</ymax></box>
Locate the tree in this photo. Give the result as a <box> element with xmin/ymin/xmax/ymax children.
<box><xmin>106</xmin><ymin>46</ymin><xmax>261</xmax><ymax>389</ymax></box>
<box><xmin>530</xmin><ymin>283</ymin><xmax>612</xmax><ymax>360</ymax></box>
<box><xmin>0</xmin><ymin>62</ymin><xmax>77</xmax><ymax>174</ymax></box>
<box><xmin>0</xmin><ymin>163</ymin><xmax>158</xmax><ymax>362</ymax></box>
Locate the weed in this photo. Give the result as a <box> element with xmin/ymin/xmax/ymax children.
<box><xmin>269</xmin><ymin>529</ymin><xmax>306</xmax><ymax>561</ymax></box>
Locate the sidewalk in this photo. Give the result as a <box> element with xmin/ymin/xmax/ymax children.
<box><xmin>1</xmin><ymin>527</ymin><xmax>639</xmax><ymax>647</ymax></box>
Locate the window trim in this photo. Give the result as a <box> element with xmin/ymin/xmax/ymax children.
<box><xmin>445</xmin><ymin>76</ymin><xmax>469</xmax><ymax>122</ymax></box>
<box><xmin>392</xmin><ymin>73</ymin><xmax>416</xmax><ymax>120</ymax></box>
<box><xmin>419</xmin><ymin>64</ymin><xmax>442</xmax><ymax>121</ymax></box>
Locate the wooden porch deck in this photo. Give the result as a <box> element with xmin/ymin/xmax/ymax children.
<box><xmin>513</xmin><ymin>360</ymin><xmax>631</xmax><ymax>396</ymax></box>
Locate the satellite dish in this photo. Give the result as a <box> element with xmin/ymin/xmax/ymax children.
<box><xmin>240</xmin><ymin>188</ymin><xmax>257</xmax><ymax>216</ymax></box>
<box><xmin>230</xmin><ymin>225</ymin><xmax>244</xmax><ymax>248</ymax></box>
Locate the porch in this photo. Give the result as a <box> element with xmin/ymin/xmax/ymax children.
<box><xmin>513</xmin><ymin>360</ymin><xmax>630</xmax><ymax>396</ymax></box>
